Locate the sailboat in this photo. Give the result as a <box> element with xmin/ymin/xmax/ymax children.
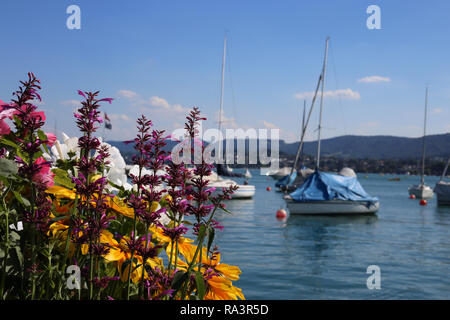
<box><xmin>244</xmin><ymin>168</ymin><xmax>252</xmax><ymax>179</ymax></box>
<box><xmin>408</xmin><ymin>87</ymin><xmax>434</xmax><ymax>199</ymax></box>
<box><xmin>276</xmin><ymin>100</ymin><xmax>313</xmax><ymax>192</ymax></box>
<box><xmin>265</xmin><ymin>167</ymin><xmax>292</xmax><ymax>180</ymax></box>
<box><xmin>210</xmin><ymin>34</ymin><xmax>255</xmax><ymax>199</ymax></box>
<box><xmin>284</xmin><ymin>37</ymin><xmax>379</xmax><ymax>215</ymax></box>
<box><xmin>434</xmin><ymin>157</ymin><xmax>450</xmax><ymax>206</ymax></box>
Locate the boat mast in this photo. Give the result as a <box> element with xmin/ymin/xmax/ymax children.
<box><xmin>299</xmin><ymin>100</ymin><xmax>306</xmax><ymax>167</ymax></box>
<box><xmin>420</xmin><ymin>86</ymin><xmax>428</xmax><ymax>186</ymax></box>
<box><xmin>285</xmin><ymin>73</ymin><xmax>322</xmax><ymax>190</ymax></box>
<box><xmin>218</xmin><ymin>34</ymin><xmax>227</xmax><ymax>164</ymax></box>
<box><xmin>316</xmin><ymin>37</ymin><xmax>330</xmax><ymax>169</ymax></box>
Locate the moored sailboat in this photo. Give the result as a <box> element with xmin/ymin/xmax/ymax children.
<box><xmin>214</xmin><ymin>34</ymin><xmax>255</xmax><ymax>199</ymax></box>
<box><xmin>284</xmin><ymin>37</ymin><xmax>379</xmax><ymax>215</ymax></box>
<box><xmin>408</xmin><ymin>87</ymin><xmax>434</xmax><ymax>199</ymax></box>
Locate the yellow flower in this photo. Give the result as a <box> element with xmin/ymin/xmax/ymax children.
<box><xmin>178</xmin><ymin>244</ymin><xmax>241</xmax><ymax>281</ymax></box>
<box><xmin>46</xmin><ymin>185</ymin><xmax>136</xmax><ymax>219</ymax></box>
<box><xmin>151</xmin><ymin>225</ymin><xmax>193</xmax><ymax>255</ymax></box>
<box><xmin>105</xmin><ymin>234</ymin><xmax>163</xmax><ymax>283</ymax></box>
<box><xmin>46</xmin><ymin>185</ymin><xmax>76</xmax><ymax>200</ymax></box>
<box><xmin>173</xmin><ymin>243</ymin><xmax>244</xmax><ymax>300</ymax></box>
<box><xmin>90</xmin><ymin>174</ymin><xmax>102</xmax><ymax>183</ymax></box>
<box><xmin>205</xmin><ymin>276</ymin><xmax>245</xmax><ymax>300</ymax></box>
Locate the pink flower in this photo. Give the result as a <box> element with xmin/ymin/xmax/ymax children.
<box><xmin>0</xmin><ymin>101</ymin><xmax>14</xmax><ymax>136</ymax></box>
<box><xmin>0</xmin><ymin>120</ymin><xmax>9</xmax><ymax>136</ymax></box>
<box><xmin>12</xmin><ymin>104</ymin><xmax>46</xmax><ymax>122</ymax></box>
<box><xmin>45</xmin><ymin>132</ymin><xmax>57</xmax><ymax>147</ymax></box>
<box><xmin>32</xmin><ymin>157</ymin><xmax>54</xmax><ymax>188</ymax></box>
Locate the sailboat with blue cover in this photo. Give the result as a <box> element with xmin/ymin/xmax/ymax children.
<box><xmin>284</xmin><ymin>37</ymin><xmax>379</xmax><ymax>215</ymax></box>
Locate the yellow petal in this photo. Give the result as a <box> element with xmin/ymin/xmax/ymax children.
<box><xmin>45</xmin><ymin>185</ymin><xmax>76</xmax><ymax>199</ymax></box>
<box><xmin>215</xmin><ymin>263</ymin><xmax>241</xmax><ymax>281</ymax></box>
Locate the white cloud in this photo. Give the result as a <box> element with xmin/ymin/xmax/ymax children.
<box><xmin>216</xmin><ymin>110</ymin><xmax>239</xmax><ymax>129</ymax></box>
<box><xmin>108</xmin><ymin>113</ymin><xmax>133</xmax><ymax>122</ymax></box>
<box><xmin>357</xmin><ymin>76</ymin><xmax>391</xmax><ymax>83</ymax></box>
<box><xmin>262</xmin><ymin>120</ymin><xmax>279</xmax><ymax>129</ymax></box>
<box><xmin>149</xmin><ymin>96</ymin><xmax>171</xmax><ymax>109</ymax></box>
<box><xmin>117</xmin><ymin>89</ymin><xmax>139</xmax><ymax>99</ymax></box>
<box><xmin>294</xmin><ymin>88</ymin><xmax>360</xmax><ymax>100</ymax></box>
<box><xmin>117</xmin><ymin>89</ymin><xmax>189</xmax><ymax>114</ymax></box>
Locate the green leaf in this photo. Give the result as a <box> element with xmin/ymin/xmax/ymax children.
<box><xmin>0</xmin><ymin>158</ymin><xmax>18</xmax><ymax>177</ymax></box>
<box><xmin>171</xmin><ymin>270</ymin><xmax>188</xmax><ymax>291</ymax></box>
<box><xmin>194</xmin><ymin>271</ymin><xmax>206</xmax><ymax>299</ymax></box>
<box><xmin>206</xmin><ymin>227</ymin><xmax>215</xmax><ymax>253</ymax></box>
<box><xmin>12</xmin><ymin>191</ymin><xmax>30</xmax><ymax>207</ymax></box>
<box><xmin>196</xmin><ymin>224</ymin><xmax>207</xmax><ymax>245</ymax></box>
<box><xmin>0</xmin><ymin>137</ymin><xmax>18</xmax><ymax>149</ymax></box>
<box><xmin>220</xmin><ymin>206</ymin><xmax>233</xmax><ymax>215</ymax></box>
<box><xmin>37</xmin><ymin>130</ymin><xmax>49</xmax><ymax>153</ymax></box>
<box><xmin>51</xmin><ymin>168</ymin><xmax>75</xmax><ymax>188</ymax></box>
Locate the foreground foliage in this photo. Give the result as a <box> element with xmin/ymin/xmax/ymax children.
<box><xmin>0</xmin><ymin>73</ymin><xmax>243</xmax><ymax>300</ymax></box>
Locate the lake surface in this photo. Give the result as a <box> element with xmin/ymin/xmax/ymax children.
<box><xmin>212</xmin><ymin>170</ymin><xmax>450</xmax><ymax>300</ymax></box>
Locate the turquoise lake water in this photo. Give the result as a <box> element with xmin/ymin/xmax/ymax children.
<box><xmin>212</xmin><ymin>170</ymin><xmax>450</xmax><ymax>300</ymax></box>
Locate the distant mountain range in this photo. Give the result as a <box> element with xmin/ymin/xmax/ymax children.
<box><xmin>108</xmin><ymin>133</ymin><xmax>450</xmax><ymax>161</ymax></box>
<box><xmin>280</xmin><ymin>133</ymin><xmax>450</xmax><ymax>160</ymax></box>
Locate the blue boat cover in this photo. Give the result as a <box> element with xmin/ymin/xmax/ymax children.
<box><xmin>275</xmin><ymin>171</ymin><xmax>297</xmax><ymax>188</ymax></box>
<box><xmin>289</xmin><ymin>169</ymin><xmax>378</xmax><ymax>203</ymax></box>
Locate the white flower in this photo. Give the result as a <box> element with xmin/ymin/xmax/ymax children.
<box><xmin>44</xmin><ymin>132</ymin><xmax>132</xmax><ymax>191</ymax></box>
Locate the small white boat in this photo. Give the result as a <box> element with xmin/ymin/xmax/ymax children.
<box><xmin>265</xmin><ymin>167</ymin><xmax>291</xmax><ymax>180</ymax></box>
<box><xmin>285</xmin><ymin>197</ymin><xmax>379</xmax><ymax>215</ymax></box>
<box><xmin>244</xmin><ymin>168</ymin><xmax>252</xmax><ymax>179</ymax></box>
<box><xmin>434</xmin><ymin>157</ymin><xmax>450</xmax><ymax>206</ymax></box>
<box><xmin>208</xmin><ymin>177</ymin><xmax>255</xmax><ymax>199</ymax></box>
<box><xmin>408</xmin><ymin>87</ymin><xmax>433</xmax><ymax>199</ymax></box>
<box><xmin>408</xmin><ymin>184</ymin><xmax>434</xmax><ymax>199</ymax></box>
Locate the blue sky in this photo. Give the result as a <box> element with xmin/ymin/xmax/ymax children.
<box><xmin>0</xmin><ymin>0</ymin><xmax>449</xmax><ymax>142</ymax></box>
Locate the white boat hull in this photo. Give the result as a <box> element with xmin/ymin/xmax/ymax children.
<box><xmin>435</xmin><ymin>181</ymin><xmax>450</xmax><ymax>206</ymax></box>
<box><xmin>229</xmin><ymin>185</ymin><xmax>255</xmax><ymax>199</ymax></box>
<box><xmin>209</xmin><ymin>180</ymin><xmax>255</xmax><ymax>199</ymax></box>
<box><xmin>286</xmin><ymin>199</ymin><xmax>379</xmax><ymax>215</ymax></box>
<box><xmin>408</xmin><ymin>184</ymin><xmax>434</xmax><ymax>199</ymax></box>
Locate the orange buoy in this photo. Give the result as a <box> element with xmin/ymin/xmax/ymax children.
<box><xmin>419</xmin><ymin>199</ymin><xmax>427</xmax><ymax>206</ymax></box>
<box><xmin>409</xmin><ymin>194</ymin><xmax>416</xmax><ymax>199</ymax></box>
<box><xmin>276</xmin><ymin>209</ymin><xmax>287</xmax><ymax>219</ymax></box>
<box><xmin>266</xmin><ymin>187</ymin><xmax>272</xmax><ymax>191</ymax></box>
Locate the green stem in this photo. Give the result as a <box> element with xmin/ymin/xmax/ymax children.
<box><xmin>175</xmin><ymin>206</ymin><xmax>219</xmax><ymax>300</ymax></box>
<box><xmin>168</xmin><ymin>239</ymin><xmax>175</xmax><ymax>275</ymax></box>
<box><xmin>126</xmin><ymin>215</ymin><xmax>137</xmax><ymax>300</ymax></box>
<box><xmin>0</xmin><ymin>211</ymin><xmax>9</xmax><ymax>299</ymax></box>
<box><xmin>0</xmin><ymin>183</ymin><xmax>12</xmax><ymax>300</ymax></box>
<box><xmin>30</xmin><ymin>184</ymin><xmax>36</xmax><ymax>300</ymax></box>
<box><xmin>89</xmin><ymin>236</ymin><xmax>94</xmax><ymax>299</ymax></box>
<box><xmin>139</xmin><ymin>223</ymin><xmax>150</xmax><ymax>298</ymax></box>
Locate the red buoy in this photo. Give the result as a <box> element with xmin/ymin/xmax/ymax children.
<box><xmin>409</xmin><ymin>194</ymin><xmax>416</xmax><ymax>199</ymax></box>
<box><xmin>419</xmin><ymin>199</ymin><xmax>427</xmax><ymax>206</ymax></box>
<box><xmin>276</xmin><ymin>209</ymin><xmax>287</xmax><ymax>219</ymax></box>
<box><xmin>266</xmin><ymin>187</ymin><xmax>272</xmax><ymax>191</ymax></box>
